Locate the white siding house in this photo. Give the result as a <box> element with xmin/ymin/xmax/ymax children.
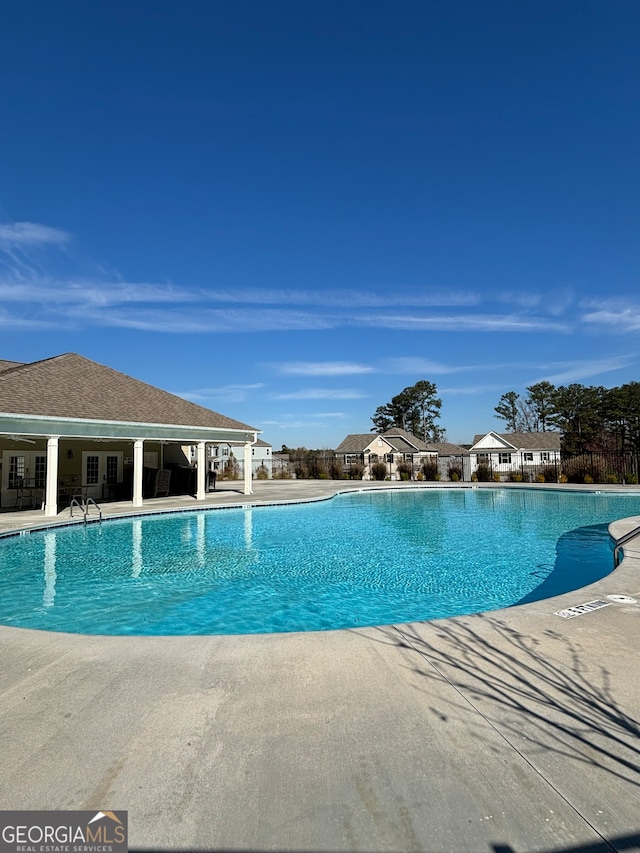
<box><xmin>469</xmin><ymin>431</ymin><xmax>561</xmax><ymax>480</ymax></box>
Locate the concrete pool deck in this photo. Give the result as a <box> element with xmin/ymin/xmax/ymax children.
<box><xmin>1</xmin><ymin>481</ymin><xmax>640</xmax><ymax>853</ymax></box>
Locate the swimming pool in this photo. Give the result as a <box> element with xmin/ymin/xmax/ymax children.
<box><xmin>1</xmin><ymin>487</ymin><xmax>639</xmax><ymax>635</ymax></box>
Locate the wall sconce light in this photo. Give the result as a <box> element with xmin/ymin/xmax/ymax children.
<box><xmin>67</xmin><ymin>449</ymin><xmax>74</xmax><ymax>459</ymax></box>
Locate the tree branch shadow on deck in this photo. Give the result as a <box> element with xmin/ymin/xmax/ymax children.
<box><xmin>365</xmin><ymin>615</ymin><xmax>640</xmax><ymax>790</ymax></box>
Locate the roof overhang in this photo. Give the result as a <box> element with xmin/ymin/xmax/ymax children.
<box><xmin>0</xmin><ymin>412</ymin><xmax>259</xmax><ymax>444</ymax></box>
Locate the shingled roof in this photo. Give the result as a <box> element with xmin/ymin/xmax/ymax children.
<box><xmin>0</xmin><ymin>353</ymin><xmax>257</xmax><ymax>431</ymax></box>
<box><xmin>471</xmin><ymin>431</ymin><xmax>561</xmax><ymax>450</ymax></box>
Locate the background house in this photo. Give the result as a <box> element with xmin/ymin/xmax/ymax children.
<box><xmin>335</xmin><ymin>429</ymin><xmax>437</xmax><ymax>480</ymax></box>
<box><xmin>182</xmin><ymin>437</ymin><xmax>273</xmax><ymax>481</ymax></box>
<box><xmin>469</xmin><ymin>431</ymin><xmax>561</xmax><ymax>481</ymax></box>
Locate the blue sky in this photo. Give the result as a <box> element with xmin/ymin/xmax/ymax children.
<box><xmin>1</xmin><ymin>1</ymin><xmax>639</xmax><ymax>449</ymax></box>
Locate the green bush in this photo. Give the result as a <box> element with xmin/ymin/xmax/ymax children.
<box><xmin>397</xmin><ymin>461</ymin><xmax>413</xmax><ymax>481</ymax></box>
<box><xmin>421</xmin><ymin>460</ymin><xmax>439</xmax><ymax>481</ymax></box>
<box><xmin>474</xmin><ymin>462</ymin><xmax>492</xmax><ymax>482</ymax></box>
<box><xmin>371</xmin><ymin>462</ymin><xmax>388</xmax><ymax>481</ymax></box>
<box><xmin>348</xmin><ymin>461</ymin><xmax>364</xmax><ymax>480</ymax></box>
<box><xmin>448</xmin><ymin>464</ymin><xmax>462</xmax><ymax>481</ymax></box>
<box><xmin>508</xmin><ymin>472</ymin><xmax>523</xmax><ymax>482</ymax></box>
<box><xmin>626</xmin><ymin>473</ymin><xmax>639</xmax><ymax>485</ymax></box>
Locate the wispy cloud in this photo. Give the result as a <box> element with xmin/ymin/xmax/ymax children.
<box><xmin>269</xmin><ymin>361</ymin><xmax>374</xmax><ymax>376</ymax></box>
<box><xmin>357</xmin><ymin>313</ymin><xmax>571</xmax><ymax>333</ymax></box>
<box><xmin>440</xmin><ymin>383</ymin><xmax>508</xmax><ymax>396</ymax></box>
<box><xmin>0</xmin><ymin>221</ymin><xmax>71</xmax><ymax>249</ymax></box>
<box><xmin>381</xmin><ymin>357</ymin><xmax>471</xmax><ymax>375</ymax></box>
<box><xmin>82</xmin><ymin>307</ymin><xmax>339</xmax><ymax>333</ymax></box>
<box><xmin>200</xmin><ymin>288</ymin><xmax>480</xmax><ymax>308</ymax></box>
<box><xmin>0</xmin><ymin>307</ymin><xmax>54</xmax><ymax>329</ymax></box>
<box><xmin>581</xmin><ymin>301</ymin><xmax>640</xmax><ymax>332</ymax></box>
<box><xmin>177</xmin><ymin>383</ymin><xmax>265</xmax><ymax>404</ymax></box>
<box><xmin>535</xmin><ymin>355</ymin><xmax>637</xmax><ymax>384</ymax></box>
<box><xmin>272</xmin><ymin>388</ymin><xmax>369</xmax><ymax>400</ymax></box>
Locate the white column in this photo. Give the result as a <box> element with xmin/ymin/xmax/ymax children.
<box><xmin>133</xmin><ymin>439</ymin><xmax>144</xmax><ymax>507</ymax></box>
<box><xmin>243</xmin><ymin>441</ymin><xmax>253</xmax><ymax>495</ymax></box>
<box><xmin>196</xmin><ymin>441</ymin><xmax>206</xmax><ymax>500</ymax></box>
<box><xmin>44</xmin><ymin>436</ymin><xmax>60</xmax><ymax>517</ymax></box>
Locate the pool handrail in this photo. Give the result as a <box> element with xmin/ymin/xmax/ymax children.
<box><xmin>612</xmin><ymin>522</ymin><xmax>640</xmax><ymax>567</ymax></box>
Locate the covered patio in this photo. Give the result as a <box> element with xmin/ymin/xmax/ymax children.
<box><xmin>0</xmin><ymin>353</ymin><xmax>259</xmax><ymax>515</ymax></box>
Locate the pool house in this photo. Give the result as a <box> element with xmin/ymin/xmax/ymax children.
<box><xmin>0</xmin><ymin>353</ymin><xmax>260</xmax><ymax>515</ymax></box>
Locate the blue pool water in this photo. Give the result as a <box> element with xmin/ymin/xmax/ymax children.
<box><xmin>0</xmin><ymin>488</ymin><xmax>639</xmax><ymax>636</ymax></box>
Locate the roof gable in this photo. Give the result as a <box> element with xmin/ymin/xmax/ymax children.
<box><xmin>335</xmin><ymin>433</ymin><xmax>394</xmax><ymax>454</ymax></box>
<box><xmin>381</xmin><ymin>427</ymin><xmax>430</xmax><ymax>451</ymax></box>
<box><xmin>471</xmin><ymin>431</ymin><xmax>561</xmax><ymax>451</ymax></box>
<box><xmin>0</xmin><ymin>353</ymin><xmax>257</xmax><ymax>432</ymax></box>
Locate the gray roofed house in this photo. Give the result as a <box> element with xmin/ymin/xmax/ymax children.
<box><xmin>334</xmin><ymin>429</ymin><xmax>437</xmax><ymax>480</ymax></box>
<box><xmin>469</xmin><ymin>431</ymin><xmax>561</xmax><ymax>481</ymax></box>
<box><xmin>1</xmin><ymin>353</ymin><xmax>260</xmax><ymax>514</ymax></box>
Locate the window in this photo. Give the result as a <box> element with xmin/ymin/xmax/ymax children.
<box><xmin>85</xmin><ymin>455</ymin><xmax>100</xmax><ymax>485</ymax></box>
<box><xmin>8</xmin><ymin>456</ymin><xmax>25</xmax><ymax>489</ymax></box>
<box><xmin>385</xmin><ymin>454</ymin><xmax>394</xmax><ymax>463</ymax></box>
<box><xmin>523</xmin><ymin>452</ymin><xmax>533</xmax><ymax>462</ymax></box>
<box><xmin>498</xmin><ymin>453</ymin><xmax>512</xmax><ymax>465</ymax></box>
<box><xmin>105</xmin><ymin>455</ymin><xmax>118</xmax><ymax>484</ymax></box>
<box><xmin>477</xmin><ymin>453</ymin><xmax>489</xmax><ymax>462</ymax></box>
<box><xmin>540</xmin><ymin>452</ymin><xmax>550</xmax><ymax>462</ymax></box>
<box><xmin>345</xmin><ymin>454</ymin><xmax>360</xmax><ymax>464</ymax></box>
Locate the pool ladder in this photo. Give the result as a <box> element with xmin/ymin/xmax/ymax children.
<box><xmin>69</xmin><ymin>497</ymin><xmax>103</xmax><ymax>524</ymax></box>
<box><xmin>612</xmin><ymin>522</ymin><xmax>640</xmax><ymax>567</ymax></box>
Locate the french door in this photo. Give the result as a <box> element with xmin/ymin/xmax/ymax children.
<box><xmin>81</xmin><ymin>451</ymin><xmax>123</xmax><ymax>500</ymax></box>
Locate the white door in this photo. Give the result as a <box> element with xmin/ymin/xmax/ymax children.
<box><xmin>81</xmin><ymin>451</ymin><xmax>123</xmax><ymax>500</ymax></box>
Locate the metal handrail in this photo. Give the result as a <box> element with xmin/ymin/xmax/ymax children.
<box><xmin>85</xmin><ymin>497</ymin><xmax>103</xmax><ymax>523</ymax></box>
<box><xmin>69</xmin><ymin>496</ymin><xmax>102</xmax><ymax>524</ymax></box>
<box><xmin>612</xmin><ymin>523</ymin><xmax>640</xmax><ymax>567</ymax></box>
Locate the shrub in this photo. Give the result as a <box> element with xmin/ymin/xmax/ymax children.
<box><xmin>584</xmin><ymin>474</ymin><xmax>594</xmax><ymax>484</ymax></box>
<box><xmin>626</xmin><ymin>473</ymin><xmax>639</xmax><ymax>485</ymax></box>
<box><xmin>256</xmin><ymin>464</ymin><xmax>269</xmax><ymax>480</ymax></box>
<box><xmin>558</xmin><ymin>473</ymin><xmax>568</xmax><ymax>483</ymax></box>
<box><xmin>421</xmin><ymin>460</ymin><xmax>439</xmax><ymax>481</ymax></box>
<box><xmin>397</xmin><ymin>461</ymin><xmax>413</xmax><ymax>481</ymax></box>
<box><xmin>222</xmin><ymin>452</ymin><xmax>240</xmax><ymax>480</ymax></box>
<box><xmin>448</xmin><ymin>464</ymin><xmax>462</xmax><ymax>481</ymax></box>
<box><xmin>474</xmin><ymin>462</ymin><xmax>492</xmax><ymax>482</ymax></box>
<box><xmin>535</xmin><ymin>474</ymin><xmax>545</xmax><ymax>483</ymax></box>
<box><xmin>492</xmin><ymin>472</ymin><xmax>501</xmax><ymax>482</ymax></box>
<box><xmin>541</xmin><ymin>466</ymin><xmax>558</xmax><ymax>483</ymax></box>
<box><xmin>416</xmin><ymin>471</ymin><xmax>424</xmax><ymax>481</ymax></box>
<box><xmin>606</xmin><ymin>473</ymin><xmax>619</xmax><ymax>484</ymax></box>
<box><xmin>508</xmin><ymin>472</ymin><xmax>523</xmax><ymax>482</ymax></box>
<box><xmin>329</xmin><ymin>459</ymin><xmax>345</xmax><ymax>479</ymax></box>
<box><xmin>348</xmin><ymin>461</ymin><xmax>365</xmax><ymax>480</ymax></box>
<box><xmin>371</xmin><ymin>462</ymin><xmax>388</xmax><ymax>481</ymax></box>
